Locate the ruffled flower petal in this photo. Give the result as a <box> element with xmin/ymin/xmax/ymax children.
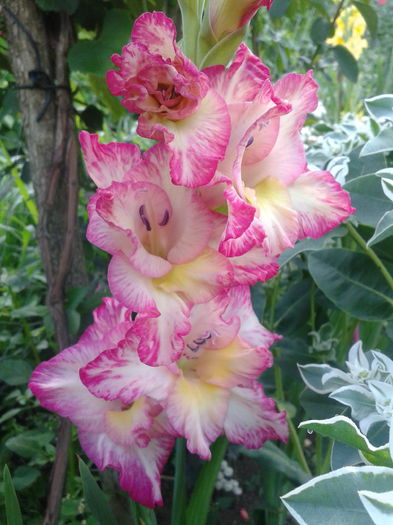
<box><xmin>108</xmin><ymin>255</ymin><xmax>159</xmax><ymax>315</ymax></box>
<box><xmin>153</xmin><ymin>248</ymin><xmax>233</xmax><ymax>304</ymax></box>
<box><xmin>243</xmin><ymin>71</ymin><xmax>318</xmax><ymax>188</ymax></box>
<box><xmin>195</xmin><ymin>338</ymin><xmax>269</xmax><ymax>389</ymax></box>
<box><xmin>131</xmin><ymin>293</ymin><xmax>191</xmax><ymax>366</ymax></box>
<box><xmin>131</xmin><ymin>11</ymin><xmax>178</xmax><ymax>60</ymax></box>
<box><xmin>137</xmin><ymin>90</ymin><xmax>231</xmax><ymax>187</ymax></box>
<box><xmin>78</xmin><ymin>403</ymin><xmax>175</xmax><ymax>508</ymax></box>
<box><xmin>288</xmin><ymin>170</ymin><xmax>355</xmax><ymax>239</ymax></box>
<box><xmin>165</xmin><ymin>375</ymin><xmax>229</xmax><ymax>459</ymax></box>
<box><xmin>79</xmin><ymin>131</ymin><xmax>141</xmax><ymax>188</ymax></box>
<box><xmin>253</xmin><ymin>176</ymin><xmax>299</xmax><ymax>256</ymax></box>
<box><xmin>203</xmin><ymin>43</ymin><xmax>270</xmax><ymax>104</ymax></box>
<box><xmin>224</xmin><ymin>384</ymin><xmax>288</xmax><ymax>447</ymax></box>
<box><xmin>80</xmin><ymin>340</ymin><xmax>177</xmax><ymax>404</ymax></box>
<box><xmin>228</xmin><ymin>246</ymin><xmax>279</xmax><ymax>285</ymax></box>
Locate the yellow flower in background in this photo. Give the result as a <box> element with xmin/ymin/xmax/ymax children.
<box><xmin>327</xmin><ymin>6</ymin><xmax>368</xmax><ymax>59</ymax></box>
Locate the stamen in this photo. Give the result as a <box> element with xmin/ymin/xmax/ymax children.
<box><xmin>187</xmin><ymin>343</ymin><xmax>199</xmax><ymax>352</ymax></box>
<box><xmin>159</xmin><ymin>209</ymin><xmax>170</xmax><ymax>226</ymax></box>
<box><xmin>139</xmin><ymin>204</ymin><xmax>151</xmax><ymax>231</ymax></box>
<box><xmin>246</xmin><ymin>136</ymin><xmax>254</xmax><ymax>147</ymax></box>
<box><xmin>193</xmin><ymin>332</ymin><xmax>212</xmax><ymax>346</ymax></box>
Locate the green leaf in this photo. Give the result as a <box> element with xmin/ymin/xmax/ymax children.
<box><xmin>352</xmin><ymin>2</ymin><xmax>378</xmax><ymax>39</ymax></box>
<box><xmin>68</xmin><ymin>10</ymin><xmax>132</xmax><ymax>75</ymax></box>
<box><xmin>275</xmin><ymin>279</ymin><xmax>311</xmax><ymax>334</ymax></box>
<box><xmin>360</xmin><ymin>128</ymin><xmax>393</xmax><ymax>156</ymax></box>
<box><xmin>300</xmin><ymin>416</ymin><xmax>393</xmax><ymax>467</ymax></box>
<box><xmin>5</xmin><ymin>431</ymin><xmax>54</xmax><ymax>459</ymax></box>
<box><xmin>87</xmin><ymin>74</ymin><xmax>125</xmax><ymax>121</ymax></box>
<box><xmin>269</xmin><ymin>0</ymin><xmax>290</xmax><ymax>18</ymax></box>
<box><xmin>333</xmin><ymin>45</ymin><xmax>359</xmax><ymax>82</ymax></box>
<box><xmin>12</xmin><ymin>467</ymin><xmax>40</xmax><ymax>491</ymax></box>
<box><xmin>359</xmin><ymin>489</ymin><xmax>393</xmax><ymax>524</ymax></box>
<box><xmin>35</xmin><ymin>0</ymin><xmax>79</xmax><ymax>14</ymax></box>
<box><xmin>345</xmin><ymin>174</ymin><xmax>392</xmax><ymax>227</ymax></box>
<box><xmin>331</xmin><ymin>440</ymin><xmax>361</xmax><ymax>470</ymax></box>
<box><xmin>382</xmin><ymin>178</ymin><xmax>393</xmax><ymax>202</ymax></box>
<box><xmin>365</xmin><ymin>95</ymin><xmax>393</xmax><ymax>120</ymax></box>
<box><xmin>308</xmin><ymin>249</ymin><xmax>393</xmax><ymax>320</ymax></box>
<box><xmin>282</xmin><ymin>466</ymin><xmax>393</xmax><ymax>525</ymax></box>
<box><xmin>347</xmin><ymin>145</ymin><xmax>387</xmax><ymax>181</ymax></box>
<box><xmin>299</xmin><ymin>388</ymin><xmax>343</xmax><ymax>420</ymax></box>
<box><xmin>367</xmin><ymin>211</ymin><xmax>393</xmax><ymax>247</ymax></box>
<box><xmin>242</xmin><ymin>441</ymin><xmax>311</xmax><ymax>485</ymax></box>
<box><xmin>79</xmin><ymin>458</ymin><xmax>119</xmax><ymax>525</ymax></box>
<box><xmin>3</xmin><ymin>465</ymin><xmax>23</xmax><ymax>525</ymax></box>
<box><xmin>186</xmin><ymin>436</ymin><xmax>228</xmax><ymax>525</ymax></box>
<box><xmin>310</xmin><ymin>17</ymin><xmax>331</xmax><ymax>44</ymax></box>
<box><xmin>298</xmin><ymin>364</ymin><xmax>350</xmax><ymax>394</ymax></box>
<box><xmin>198</xmin><ymin>26</ymin><xmax>245</xmax><ymax>68</ymax></box>
<box><xmin>0</xmin><ymin>359</ymin><xmax>33</xmax><ymax>386</ymax></box>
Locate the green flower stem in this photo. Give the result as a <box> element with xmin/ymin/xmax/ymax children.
<box><xmin>287</xmin><ymin>419</ymin><xmax>312</xmax><ymax>476</ymax></box>
<box><xmin>268</xmin><ymin>274</ymin><xmax>281</xmax><ymax>330</ymax></box>
<box><xmin>273</xmin><ymin>357</ymin><xmax>284</xmax><ymax>403</ymax></box>
<box><xmin>321</xmin><ymin>439</ymin><xmax>334</xmax><ymax>475</ymax></box>
<box><xmin>178</xmin><ymin>0</ymin><xmax>205</xmax><ymax>63</ymax></box>
<box><xmin>186</xmin><ymin>436</ymin><xmax>228</xmax><ymax>525</ymax></box>
<box><xmin>273</xmin><ymin>350</ymin><xmax>311</xmax><ymax>476</ymax></box>
<box><xmin>171</xmin><ymin>438</ymin><xmax>186</xmax><ymax>525</ymax></box>
<box><xmin>346</xmin><ymin>222</ymin><xmax>393</xmax><ymax>291</ymax></box>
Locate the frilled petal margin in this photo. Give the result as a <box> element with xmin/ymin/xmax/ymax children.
<box><xmin>288</xmin><ymin>170</ymin><xmax>355</xmax><ymax>239</ymax></box>
<box><xmin>224</xmin><ymin>384</ymin><xmax>288</xmax><ymax>447</ymax></box>
<box><xmin>165</xmin><ymin>375</ymin><xmax>229</xmax><ymax>460</ymax></box>
<box><xmin>137</xmin><ymin>90</ymin><xmax>231</xmax><ymax>187</ymax></box>
<box><xmin>79</xmin><ymin>131</ymin><xmax>141</xmax><ymax>189</ymax></box>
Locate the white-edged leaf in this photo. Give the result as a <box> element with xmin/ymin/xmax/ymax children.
<box><xmin>281</xmin><ymin>466</ymin><xmax>393</xmax><ymax>525</ymax></box>
<box><xmin>299</xmin><ymin>416</ymin><xmax>393</xmax><ymax>467</ymax></box>
<box><xmin>364</xmin><ymin>95</ymin><xmax>393</xmax><ymax>121</ymax></box>
<box><xmin>367</xmin><ymin>211</ymin><xmax>393</xmax><ymax>247</ymax></box>
<box><xmin>330</xmin><ymin>385</ymin><xmax>377</xmax><ymax>420</ymax></box>
<box><xmin>359</xmin><ymin>489</ymin><xmax>393</xmax><ymax>525</ymax></box>
<box><xmin>298</xmin><ymin>364</ymin><xmax>350</xmax><ymax>394</ymax></box>
<box><xmin>331</xmin><ymin>440</ymin><xmax>362</xmax><ymax>470</ymax></box>
<box><xmin>381</xmin><ymin>178</ymin><xmax>393</xmax><ymax>202</ymax></box>
<box><xmin>360</xmin><ymin>127</ymin><xmax>393</xmax><ymax>157</ymax></box>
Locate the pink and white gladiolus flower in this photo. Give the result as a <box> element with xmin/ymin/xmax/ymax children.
<box><xmin>29</xmin><ymin>298</ymin><xmax>175</xmax><ymax>508</ymax></box>
<box><xmin>203</xmin><ymin>44</ymin><xmax>355</xmax><ymax>257</ymax></box>
<box><xmin>81</xmin><ymin>133</ymin><xmax>233</xmax><ymax>366</ymax></box>
<box><xmin>80</xmin><ymin>286</ymin><xmax>288</xmax><ymax>461</ymax></box>
<box><xmin>106</xmin><ymin>11</ymin><xmax>230</xmax><ymax>187</ymax></box>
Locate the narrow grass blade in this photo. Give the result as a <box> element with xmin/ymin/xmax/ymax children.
<box><xmin>78</xmin><ymin>458</ymin><xmax>119</xmax><ymax>525</ymax></box>
<box><xmin>3</xmin><ymin>465</ymin><xmax>23</xmax><ymax>525</ymax></box>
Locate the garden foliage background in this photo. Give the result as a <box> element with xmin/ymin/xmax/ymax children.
<box><xmin>0</xmin><ymin>0</ymin><xmax>393</xmax><ymax>524</ymax></box>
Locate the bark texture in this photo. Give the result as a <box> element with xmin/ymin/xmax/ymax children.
<box><xmin>2</xmin><ymin>1</ymin><xmax>88</xmax><ymax>523</ymax></box>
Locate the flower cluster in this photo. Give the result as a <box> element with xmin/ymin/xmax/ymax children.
<box><xmin>30</xmin><ymin>11</ymin><xmax>354</xmax><ymax>508</ymax></box>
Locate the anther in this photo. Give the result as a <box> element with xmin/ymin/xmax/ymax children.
<box><xmin>246</xmin><ymin>136</ymin><xmax>254</xmax><ymax>147</ymax></box>
<box><xmin>139</xmin><ymin>204</ymin><xmax>151</xmax><ymax>231</ymax></box>
<box><xmin>187</xmin><ymin>343</ymin><xmax>199</xmax><ymax>352</ymax></box>
<box><xmin>193</xmin><ymin>332</ymin><xmax>212</xmax><ymax>346</ymax></box>
<box><xmin>159</xmin><ymin>209</ymin><xmax>170</xmax><ymax>226</ymax></box>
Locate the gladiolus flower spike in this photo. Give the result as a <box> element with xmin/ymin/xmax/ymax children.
<box><xmin>29</xmin><ymin>10</ymin><xmax>354</xmax><ymax>509</ymax></box>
